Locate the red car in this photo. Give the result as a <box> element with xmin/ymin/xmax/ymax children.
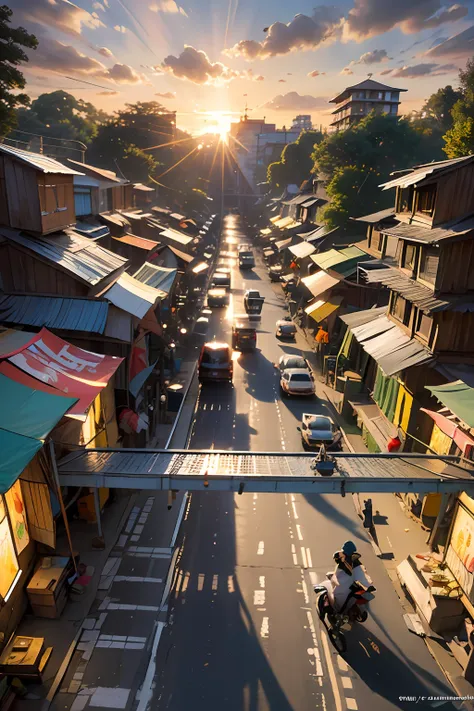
<box><xmin>198</xmin><ymin>342</ymin><xmax>233</xmax><ymax>383</ymax></box>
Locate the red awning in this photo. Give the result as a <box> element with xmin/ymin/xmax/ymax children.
<box><xmin>6</xmin><ymin>328</ymin><xmax>123</xmax><ymax>420</ymax></box>
<box><xmin>421</xmin><ymin>408</ymin><xmax>474</xmax><ymax>454</ymax></box>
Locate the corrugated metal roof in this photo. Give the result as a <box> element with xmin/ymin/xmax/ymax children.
<box><xmin>352</xmin><ymin>208</ymin><xmax>396</xmax><ymax>224</ymax></box>
<box><xmin>0</xmin><ymin>295</ymin><xmax>108</xmax><ymax>333</ymax></box>
<box><xmin>0</xmin><ymin>144</ymin><xmax>83</xmax><ymax>174</ymax></box>
<box><xmin>426</xmin><ymin>380</ymin><xmax>474</xmax><ymax>429</ymax></box>
<box><xmin>380</xmin><ymin>155</ymin><xmax>474</xmax><ymax>191</ymax></box>
<box><xmin>152</xmin><ymin>206</ymin><xmax>172</xmax><ymax>215</ymax></box>
<box><xmin>300</xmin><ymin>197</ymin><xmax>324</xmax><ymax>208</ymax></box>
<box><xmin>133</xmin><ymin>262</ymin><xmax>177</xmax><ymax>294</ymax></box>
<box><xmin>311</xmin><ymin>246</ymin><xmax>372</xmax><ymax>277</ymax></box>
<box><xmin>365</xmin><ymin>267</ymin><xmax>474</xmax><ymax>314</ymax></box>
<box><xmin>74</xmin><ymin>221</ymin><xmax>110</xmax><ymax>239</ymax></box>
<box><xmin>66</xmin><ymin>159</ymin><xmax>124</xmax><ymax>183</ymax></box>
<box><xmin>274</xmin><ymin>216</ymin><xmax>295</xmax><ymax>229</ymax></box>
<box><xmin>299</xmin><ymin>225</ymin><xmax>338</xmax><ymax>242</ymax></box>
<box><xmin>1</xmin><ymin>227</ymin><xmax>127</xmax><ymax>285</ymax></box>
<box><xmin>343</xmin><ymin>308</ymin><xmax>433</xmax><ymax>376</ymax></box>
<box><xmin>288</xmin><ymin>241</ymin><xmax>316</xmax><ymax>259</ymax></box>
<box><xmin>275</xmin><ymin>237</ymin><xmax>293</xmax><ymax>252</ymax></box>
<box><xmin>100</xmin><ymin>213</ymin><xmax>131</xmax><ymax>228</ymax></box>
<box><xmin>133</xmin><ymin>183</ymin><xmax>155</xmax><ymax>192</ymax></box>
<box><xmin>112</xmin><ymin>233</ymin><xmax>160</xmax><ymax>251</ymax></box>
<box><xmin>381</xmin><ymin>216</ymin><xmax>474</xmax><ymax>244</ymax></box>
<box><xmin>102</xmin><ymin>272</ymin><xmax>165</xmax><ymax>319</ymax></box>
<box><xmin>282</xmin><ymin>193</ymin><xmax>314</xmax><ymax>206</ymax></box>
<box><xmin>340</xmin><ymin>306</ymin><xmax>387</xmax><ymax>329</ymax></box>
<box><xmin>155</xmin><ymin>228</ymin><xmax>193</xmax><ymax>247</ymax></box>
<box><xmin>305</xmin><ymin>295</ymin><xmax>342</xmax><ymax>323</ymax></box>
<box><xmin>167</xmin><ymin>245</ymin><xmax>194</xmax><ymax>263</ymax></box>
<box><xmin>301</xmin><ymin>271</ymin><xmax>340</xmax><ymax>298</ymax></box>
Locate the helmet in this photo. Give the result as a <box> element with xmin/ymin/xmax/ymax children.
<box><xmin>342</xmin><ymin>540</ymin><xmax>357</xmax><ymax>556</ymax></box>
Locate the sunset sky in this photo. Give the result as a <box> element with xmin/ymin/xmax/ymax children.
<box><xmin>9</xmin><ymin>0</ymin><xmax>474</xmax><ymax>134</ymax></box>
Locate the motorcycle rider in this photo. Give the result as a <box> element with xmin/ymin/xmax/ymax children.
<box><xmin>330</xmin><ymin>540</ymin><xmax>374</xmax><ymax>613</ymax></box>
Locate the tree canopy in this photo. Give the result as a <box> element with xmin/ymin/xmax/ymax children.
<box><xmin>0</xmin><ymin>5</ymin><xmax>37</xmax><ymax>137</ymax></box>
<box><xmin>267</xmin><ymin>130</ymin><xmax>324</xmax><ymax>190</ymax></box>
<box><xmin>313</xmin><ymin>112</ymin><xmax>444</xmax><ymax>228</ymax></box>
<box><xmin>443</xmin><ymin>59</ymin><xmax>474</xmax><ymax>158</ymax></box>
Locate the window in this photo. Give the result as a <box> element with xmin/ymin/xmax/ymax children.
<box><xmin>419</xmin><ymin>245</ymin><xmax>439</xmax><ymax>285</ymax></box>
<box><xmin>416</xmin><ymin>185</ymin><xmax>436</xmax><ymax>216</ymax></box>
<box><xmin>397</xmin><ymin>186</ymin><xmax>414</xmax><ymax>213</ymax></box>
<box><xmin>402</xmin><ymin>243</ymin><xmax>417</xmax><ymax>271</ymax></box>
<box><xmin>377</xmin><ymin>92</ymin><xmax>384</xmax><ymax>100</ymax></box>
<box><xmin>390</xmin><ymin>105</ymin><xmax>398</xmax><ymax>114</ymax></box>
<box><xmin>74</xmin><ymin>187</ymin><xmax>92</xmax><ymax>216</ymax></box>
<box><xmin>415</xmin><ymin>311</ymin><xmax>433</xmax><ymax>341</ymax></box>
<box><xmin>391</xmin><ymin>293</ymin><xmax>412</xmax><ymax>326</ymax></box>
<box><xmin>383</xmin><ymin>104</ymin><xmax>391</xmax><ymax>114</ymax></box>
<box><xmin>385</xmin><ymin>91</ymin><xmax>391</xmax><ymax>101</ymax></box>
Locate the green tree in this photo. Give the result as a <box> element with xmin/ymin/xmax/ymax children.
<box><xmin>312</xmin><ymin>112</ymin><xmax>443</xmax><ymax>225</ymax></box>
<box><xmin>419</xmin><ymin>85</ymin><xmax>462</xmax><ymax>133</ymax></box>
<box><xmin>267</xmin><ymin>130</ymin><xmax>324</xmax><ymax>190</ymax></box>
<box><xmin>443</xmin><ymin>59</ymin><xmax>474</xmax><ymax>158</ymax></box>
<box><xmin>0</xmin><ymin>5</ymin><xmax>37</xmax><ymax>136</ymax></box>
<box><xmin>118</xmin><ymin>144</ymin><xmax>157</xmax><ymax>183</ymax></box>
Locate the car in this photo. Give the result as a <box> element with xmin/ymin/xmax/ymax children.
<box><xmin>268</xmin><ymin>265</ymin><xmax>283</xmax><ymax>282</ymax></box>
<box><xmin>244</xmin><ymin>290</ymin><xmax>264</xmax><ymax>316</ymax></box>
<box><xmin>278</xmin><ymin>354</ymin><xmax>311</xmax><ymax>372</ymax></box>
<box><xmin>198</xmin><ymin>342</ymin><xmax>233</xmax><ymax>383</ymax></box>
<box><xmin>276</xmin><ymin>318</ymin><xmax>297</xmax><ymax>339</ymax></box>
<box><xmin>280</xmin><ymin>369</ymin><xmax>315</xmax><ymax>397</ymax></box>
<box><xmin>207</xmin><ymin>288</ymin><xmax>229</xmax><ymax>308</ymax></box>
<box><xmin>244</xmin><ymin>290</ymin><xmax>261</xmax><ymax>309</ymax></box>
<box><xmin>232</xmin><ymin>318</ymin><xmax>257</xmax><ymax>351</ymax></box>
<box><xmin>297</xmin><ymin>413</ymin><xmax>342</xmax><ymax>450</ymax></box>
<box><xmin>212</xmin><ymin>271</ymin><xmax>231</xmax><ymax>291</ymax></box>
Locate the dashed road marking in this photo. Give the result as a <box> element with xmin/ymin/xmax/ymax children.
<box><xmin>291</xmin><ymin>544</ymin><xmax>298</xmax><ymax>566</ymax></box>
<box><xmin>296</xmin><ymin>524</ymin><xmax>303</xmax><ymax>541</ymax></box>
<box><xmin>291</xmin><ymin>501</ymin><xmax>299</xmax><ymax>520</ymax></box>
<box><xmin>254</xmin><ymin>590</ymin><xmax>265</xmax><ymax>606</ymax></box>
<box><xmin>212</xmin><ymin>575</ymin><xmax>219</xmax><ymax>591</ymax></box>
<box><xmin>320</xmin><ymin>631</ymin><xmax>343</xmax><ymax>711</ymax></box>
<box><xmin>260</xmin><ymin>617</ymin><xmax>269</xmax><ymax>639</ymax></box>
<box><xmin>342</xmin><ymin>677</ymin><xmax>353</xmax><ymax>689</ymax></box>
<box><xmin>306</xmin><ymin>548</ymin><xmax>313</xmax><ymax>568</ymax></box>
<box><xmin>305</xmin><ymin>610</ymin><xmax>323</xmax><ymax>677</ymax></box>
<box><xmin>257</xmin><ymin>541</ymin><xmax>265</xmax><ymax>555</ymax></box>
<box><xmin>227</xmin><ymin>575</ymin><xmax>235</xmax><ymax>593</ymax></box>
<box><xmin>259</xmin><ymin>576</ymin><xmax>265</xmax><ymax>588</ymax></box>
<box><xmin>197</xmin><ymin>574</ymin><xmax>205</xmax><ymax>591</ymax></box>
<box><xmin>301</xmin><ymin>546</ymin><xmax>308</xmax><ymax>569</ymax></box>
<box><xmin>346</xmin><ymin>698</ymin><xmax>358</xmax><ymax>710</ymax></box>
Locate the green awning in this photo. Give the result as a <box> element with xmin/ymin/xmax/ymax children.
<box><xmin>426</xmin><ymin>380</ymin><xmax>474</xmax><ymax>428</ymax></box>
<box><xmin>311</xmin><ymin>246</ymin><xmax>371</xmax><ymax>277</ymax></box>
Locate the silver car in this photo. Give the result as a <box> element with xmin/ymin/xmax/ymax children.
<box><xmin>278</xmin><ymin>354</ymin><xmax>310</xmax><ymax>372</ymax></box>
<box><xmin>297</xmin><ymin>413</ymin><xmax>341</xmax><ymax>450</ymax></box>
<box><xmin>280</xmin><ymin>369</ymin><xmax>315</xmax><ymax>397</ymax></box>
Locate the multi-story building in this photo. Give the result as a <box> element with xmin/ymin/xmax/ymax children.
<box><xmin>229</xmin><ymin>114</ymin><xmax>276</xmax><ymax>192</ymax></box>
<box><xmin>329</xmin><ymin>79</ymin><xmax>407</xmax><ymax>131</ymax></box>
<box><xmin>291</xmin><ymin>115</ymin><xmax>312</xmax><ymax>131</ymax></box>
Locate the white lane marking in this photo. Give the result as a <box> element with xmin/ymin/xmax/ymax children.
<box><xmin>212</xmin><ymin>575</ymin><xmax>218</xmax><ymax>591</ymax></box>
<box><xmin>337</xmin><ymin>657</ymin><xmax>349</xmax><ymax>672</ymax></box>
<box><xmin>320</xmin><ymin>631</ymin><xmax>343</xmax><ymax>711</ymax></box>
<box><xmin>253</xmin><ymin>493</ymin><xmax>258</xmax><ymax>501</ymax></box>
<box><xmin>301</xmin><ymin>577</ymin><xmax>309</xmax><ymax>604</ymax></box>
<box><xmin>259</xmin><ymin>576</ymin><xmax>265</xmax><ymax>588</ymax></box>
<box><xmin>197</xmin><ymin>574</ymin><xmax>205</xmax><ymax>591</ymax></box>
<box><xmin>342</xmin><ymin>677</ymin><xmax>353</xmax><ymax>689</ymax></box>
<box><xmin>257</xmin><ymin>541</ymin><xmax>264</xmax><ymax>555</ymax></box>
<box><xmin>291</xmin><ymin>543</ymin><xmax>298</xmax><ymax>566</ymax></box>
<box><xmin>296</xmin><ymin>524</ymin><xmax>303</xmax><ymax>541</ymax></box>
<box><xmin>291</xmin><ymin>501</ymin><xmax>299</xmax><ymax>520</ymax></box>
<box><xmin>136</xmin><ymin>621</ymin><xmax>164</xmax><ymax>711</ymax></box>
<box><xmin>260</xmin><ymin>617</ymin><xmax>269</xmax><ymax>639</ymax></box>
<box><xmin>301</xmin><ymin>546</ymin><xmax>308</xmax><ymax>569</ymax></box>
<box><xmin>227</xmin><ymin>575</ymin><xmax>235</xmax><ymax>593</ymax></box>
<box><xmin>254</xmin><ymin>590</ymin><xmax>265</xmax><ymax>606</ymax></box>
<box><xmin>306</xmin><ymin>611</ymin><xmax>323</xmax><ymax>677</ymax></box>
<box><xmin>291</xmin><ymin>495</ymin><xmax>296</xmax><ymax>502</ymax></box>
<box><xmin>387</xmin><ymin>535</ymin><xmax>393</xmax><ymax>549</ymax></box>
<box><xmin>346</xmin><ymin>699</ymin><xmax>358</xmax><ymax>710</ymax></box>
<box><xmin>182</xmin><ymin>572</ymin><xmax>190</xmax><ymax>593</ymax></box>
<box><xmin>306</xmin><ymin>548</ymin><xmax>313</xmax><ymax>569</ymax></box>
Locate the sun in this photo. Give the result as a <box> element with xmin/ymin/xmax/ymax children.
<box><xmin>203</xmin><ymin>111</ymin><xmax>232</xmax><ymax>142</ymax></box>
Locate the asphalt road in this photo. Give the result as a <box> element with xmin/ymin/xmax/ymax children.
<box><xmin>151</xmin><ymin>214</ymin><xmax>457</xmax><ymax>711</ymax></box>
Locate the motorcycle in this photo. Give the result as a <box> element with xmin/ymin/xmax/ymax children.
<box><xmin>314</xmin><ymin>576</ymin><xmax>376</xmax><ymax>654</ymax></box>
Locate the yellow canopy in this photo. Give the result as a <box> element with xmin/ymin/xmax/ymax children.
<box><xmin>260</xmin><ymin>227</ymin><xmax>272</xmax><ymax>235</ymax></box>
<box><xmin>305</xmin><ymin>295</ymin><xmax>343</xmax><ymax>323</ymax></box>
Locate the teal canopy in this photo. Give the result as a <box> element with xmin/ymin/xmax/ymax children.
<box><xmin>0</xmin><ymin>373</ymin><xmax>77</xmax><ymax>493</ymax></box>
<box><xmin>0</xmin><ymin>373</ymin><xmax>77</xmax><ymax>439</ymax></box>
<box><xmin>426</xmin><ymin>380</ymin><xmax>474</xmax><ymax>428</ymax></box>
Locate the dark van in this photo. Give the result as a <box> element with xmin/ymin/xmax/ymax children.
<box><xmin>198</xmin><ymin>342</ymin><xmax>233</xmax><ymax>383</ymax></box>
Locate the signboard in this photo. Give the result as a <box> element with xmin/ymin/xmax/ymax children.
<box><xmin>0</xmin><ymin>500</ymin><xmax>19</xmax><ymax>599</ymax></box>
<box><xmin>446</xmin><ymin>493</ymin><xmax>474</xmax><ymax>605</ymax></box>
<box><xmin>5</xmin><ymin>481</ymin><xmax>29</xmax><ymax>555</ymax></box>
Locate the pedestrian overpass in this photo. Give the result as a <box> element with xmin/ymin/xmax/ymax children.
<box><xmin>57</xmin><ymin>449</ymin><xmax>474</xmax><ymax>495</ymax></box>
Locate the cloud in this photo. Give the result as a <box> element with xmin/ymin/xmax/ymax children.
<box><xmin>92</xmin><ymin>1</ymin><xmax>106</xmax><ymax>11</ymax></box>
<box><xmin>425</xmin><ymin>25</ymin><xmax>474</xmax><ymax>58</ymax></box>
<box><xmin>308</xmin><ymin>70</ymin><xmax>322</xmax><ymax>77</ymax></box>
<box><xmin>114</xmin><ymin>25</ymin><xmax>127</xmax><ymax>33</ymax></box>
<box><xmin>343</xmin><ymin>0</ymin><xmax>468</xmax><ymax>41</ymax></box>
<box><xmin>352</xmin><ymin>49</ymin><xmax>389</xmax><ymax>64</ymax></box>
<box><xmin>97</xmin><ymin>91</ymin><xmax>120</xmax><ymax>96</ymax></box>
<box><xmin>107</xmin><ymin>63</ymin><xmax>147</xmax><ymax>84</ymax></box>
<box><xmin>340</xmin><ymin>67</ymin><xmax>354</xmax><ymax>75</ymax></box>
<box><xmin>98</xmin><ymin>47</ymin><xmax>114</xmax><ymax>58</ymax></box>
<box><xmin>160</xmin><ymin>46</ymin><xmax>240</xmax><ymax>84</ymax></box>
<box><xmin>255</xmin><ymin>75</ymin><xmax>265</xmax><ymax>81</ymax></box>
<box><xmin>225</xmin><ymin>6</ymin><xmax>343</xmax><ymax>60</ymax></box>
<box><xmin>261</xmin><ymin>91</ymin><xmax>328</xmax><ymax>110</ymax></box>
<box><xmin>149</xmin><ymin>0</ymin><xmax>188</xmax><ymax>15</ymax></box>
<box><xmin>387</xmin><ymin>62</ymin><xmax>458</xmax><ymax>77</ymax></box>
<box><xmin>28</xmin><ymin>40</ymin><xmax>147</xmax><ymax>85</ymax></box>
<box><xmin>8</xmin><ymin>0</ymin><xmax>104</xmax><ymax>37</ymax></box>
<box><xmin>155</xmin><ymin>91</ymin><xmax>176</xmax><ymax>98</ymax></box>
<box><xmin>278</xmin><ymin>79</ymin><xmax>286</xmax><ymax>83</ymax></box>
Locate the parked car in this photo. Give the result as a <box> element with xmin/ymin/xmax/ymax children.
<box><xmin>280</xmin><ymin>369</ymin><xmax>315</xmax><ymax>397</ymax></box>
<box><xmin>268</xmin><ymin>265</ymin><xmax>283</xmax><ymax>282</ymax></box>
<box><xmin>297</xmin><ymin>413</ymin><xmax>342</xmax><ymax>450</ymax></box>
<box><xmin>276</xmin><ymin>317</ymin><xmax>296</xmax><ymax>339</ymax></box>
<box><xmin>207</xmin><ymin>288</ymin><xmax>229</xmax><ymax>308</ymax></box>
<box><xmin>232</xmin><ymin>318</ymin><xmax>257</xmax><ymax>351</ymax></box>
<box><xmin>212</xmin><ymin>271</ymin><xmax>231</xmax><ymax>291</ymax></box>
<box><xmin>198</xmin><ymin>342</ymin><xmax>233</xmax><ymax>383</ymax></box>
<box><xmin>278</xmin><ymin>354</ymin><xmax>311</xmax><ymax>372</ymax></box>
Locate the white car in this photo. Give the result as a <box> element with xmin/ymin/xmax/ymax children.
<box><xmin>278</xmin><ymin>354</ymin><xmax>311</xmax><ymax>372</ymax></box>
<box><xmin>280</xmin><ymin>369</ymin><xmax>315</xmax><ymax>397</ymax></box>
<box><xmin>297</xmin><ymin>414</ymin><xmax>341</xmax><ymax>450</ymax></box>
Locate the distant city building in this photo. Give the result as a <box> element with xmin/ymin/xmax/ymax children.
<box><xmin>229</xmin><ymin>114</ymin><xmax>276</xmax><ymax>192</ymax></box>
<box><xmin>291</xmin><ymin>115</ymin><xmax>313</xmax><ymax>131</ymax></box>
<box><xmin>329</xmin><ymin>79</ymin><xmax>407</xmax><ymax>131</ymax></box>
